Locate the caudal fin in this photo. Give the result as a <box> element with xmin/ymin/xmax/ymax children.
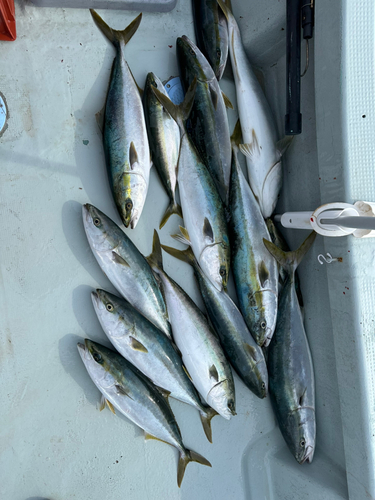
<box><xmin>146</xmin><ymin>230</ymin><xmax>163</xmax><ymax>271</ymax></box>
<box><xmin>159</xmin><ymin>202</ymin><xmax>183</xmax><ymax>230</ymax></box>
<box><xmin>177</xmin><ymin>449</ymin><xmax>212</xmax><ymax>487</ymax></box>
<box><xmin>263</xmin><ymin>231</ymin><xmax>316</xmax><ymax>274</ymax></box>
<box><xmin>161</xmin><ymin>244</ymin><xmax>196</xmax><ymax>266</ymax></box>
<box><xmin>217</xmin><ymin>0</ymin><xmax>235</xmax><ymax>22</ymax></box>
<box><xmin>152</xmin><ymin>77</ymin><xmax>197</xmax><ymax>130</ymax></box>
<box><xmin>90</xmin><ymin>9</ymin><xmax>142</xmax><ymax>47</ymax></box>
<box><xmin>199</xmin><ymin>407</ymin><xmax>218</xmax><ymax>443</ymax></box>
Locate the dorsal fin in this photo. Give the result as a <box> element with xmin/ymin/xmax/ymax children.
<box><xmin>258</xmin><ymin>260</ymin><xmax>270</xmax><ymax>288</ymax></box>
<box><xmin>203</xmin><ymin>217</ymin><xmax>214</xmax><ymax>242</ymax></box>
<box><xmin>221</xmin><ymin>90</ymin><xmax>233</xmax><ymax>109</ymax></box>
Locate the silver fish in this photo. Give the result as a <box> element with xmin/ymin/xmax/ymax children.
<box><xmin>217</xmin><ymin>1</ymin><xmax>292</xmax><ymax>218</ymax></box>
<box><xmin>82</xmin><ymin>203</ymin><xmax>172</xmax><ymax>339</ymax></box>
<box><xmin>78</xmin><ymin>339</ymin><xmax>211</xmax><ymax>486</ymax></box>
<box><xmin>147</xmin><ymin>230</ymin><xmax>235</xmax><ymax>419</ymax></box>
<box><xmin>143</xmin><ymin>72</ymin><xmax>182</xmax><ymax>229</ymax></box>
<box><xmin>264</xmin><ymin>232</ymin><xmax>316</xmax><ymax>464</ymax></box>
<box><xmin>152</xmin><ymin>79</ymin><xmax>230</xmax><ymax>291</ymax></box>
<box><xmin>91</xmin><ymin>10</ymin><xmax>151</xmax><ymax>229</ymax></box>
<box><xmin>228</xmin><ymin>121</ymin><xmax>278</xmax><ymax>347</ymax></box>
<box><xmin>161</xmin><ymin>245</ymin><xmax>268</xmax><ymax>399</ymax></box>
<box><xmin>92</xmin><ymin>289</ymin><xmax>217</xmax><ymax>442</ymax></box>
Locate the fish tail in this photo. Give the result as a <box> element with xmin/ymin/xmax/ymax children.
<box><xmin>199</xmin><ymin>407</ymin><xmax>218</xmax><ymax>443</ymax></box>
<box><xmin>160</xmin><ymin>244</ymin><xmax>196</xmax><ymax>266</ymax></box>
<box><xmin>146</xmin><ymin>230</ymin><xmax>164</xmax><ymax>271</ymax></box>
<box><xmin>177</xmin><ymin>449</ymin><xmax>212</xmax><ymax>487</ymax></box>
<box><xmin>159</xmin><ymin>202</ymin><xmax>183</xmax><ymax>229</ymax></box>
<box><xmin>90</xmin><ymin>10</ymin><xmax>142</xmax><ymax>47</ymax></box>
<box><xmin>217</xmin><ymin>0</ymin><xmax>234</xmax><ymax>22</ymax></box>
<box><xmin>151</xmin><ymin>77</ymin><xmax>197</xmax><ymax>129</ymax></box>
<box><xmin>263</xmin><ymin>231</ymin><xmax>316</xmax><ymax>273</ymax></box>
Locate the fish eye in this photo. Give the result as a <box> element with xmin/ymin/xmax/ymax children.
<box><xmin>93</xmin><ymin>217</ymin><xmax>101</xmax><ymax>226</ymax></box>
<box><xmin>220</xmin><ymin>268</ymin><xmax>226</xmax><ymax>277</ymax></box>
<box><xmin>106</xmin><ymin>303</ymin><xmax>114</xmax><ymax>312</ymax></box>
<box><xmin>189</xmin><ymin>48</ymin><xmax>196</xmax><ymax>56</ymax></box>
<box><xmin>126</xmin><ymin>202</ymin><xmax>132</xmax><ymax>211</ymax></box>
<box><xmin>261</xmin><ymin>382</ymin><xmax>266</xmax><ymax>390</ymax></box>
<box><xmin>300</xmin><ymin>438</ymin><xmax>306</xmax><ymax>447</ymax></box>
<box><xmin>217</xmin><ymin>48</ymin><xmax>221</xmax><ymax>57</ymax></box>
<box><xmin>93</xmin><ymin>352</ymin><xmax>102</xmax><ymax>363</ymax></box>
<box><xmin>260</xmin><ymin>321</ymin><xmax>267</xmax><ymax>329</ymax></box>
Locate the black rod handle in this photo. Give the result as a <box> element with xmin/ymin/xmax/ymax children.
<box><xmin>285</xmin><ymin>0</ymin><xmax>302</xmax><ymax>135</ymax></box>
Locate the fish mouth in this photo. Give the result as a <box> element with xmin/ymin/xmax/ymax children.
<box><xmin>262</xmin><ymin>327</ymin><xmax>274</xmax><ymax>347</ymax></box>
<box><xmin>215</xmin><ymin>63</ymin><xmax>225</xmax><ymax>81</ymax></box>
<box><xmin>77</xmin><ymin>341</ymin><xmax>91</xmax><ymax>361</ymax></box>
<box><xmin>301</xmin><ymin>446</ymin><xmax>314</xmax><ymax>464</ymax></box>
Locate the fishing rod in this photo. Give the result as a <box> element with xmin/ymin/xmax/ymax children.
<box><xmin>285</xmin><ymin>0</ymin><xmax>314</xmax><ymax>135</ymax></box>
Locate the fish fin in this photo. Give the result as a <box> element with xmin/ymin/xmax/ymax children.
<box><xmin>129</xmin><ymin>336</ymin><xmax>148</xmax><ymax>353</ymax></box>
<box><xmin>263</xmin><ymin>231</ymin><xmax>316</xmax><ymax>273</ymax></box>
<box><xmin>159</xmin><ymin>202</ymin><xmax>183</xmax><ymax>229</ymax></box>
<box><xmin>95</xmin><ymin>105</ymin><xmax>106</xmax><ymax>134</ymax></box>
<box><xmin>209</xmin><ymin>364</ymin><xmax>219</xmax><ymax>382</ymax></box>
<box><xmin>90</xmin><ymin>10</ymin><xmax>142</xmax><ymax>47</ymax></box>
<box><xmin>239</xmin><ymin>130</ymin><xmax>261</xmax><ymax>162</ymax></box>
<box><xmin>171</xmin><ymin>341</ymin><xmax>182</xmax><ymax>357</ymax></box>
<box><xmin>161</xmin><ymin>244</ymin><xmax>196</xmax><ymax>266</ymax></box>
<box><xmin>258</xmin><ymin>260</ymin><xmax>270</xmax><ymax>287</ymax></box>
<box><xmin>203</xmin><ymin>217</ymin><xmax>214</xmax><ymax>243</ymax></box>
<box><xmin>155</xmin><ymin>386</ymin><xmax>171</xmax><ymax>400</ymax></box>
<box><xmin>199</xmin><ymin>407</ymin><xmax>218</xmax><ymax>443</ymax></box>
<box><xmin>182</xmin><ymin>364</ymin><xmax>193</xmax><ymax>382</ymax></box>
<box><xmin>243</xmin><ymin>343</ymin><xmax>257</xmax><ymax>362</ymax></box>
<box><xmin>144</xmin><ymin>432</ymin><xmax>170</xmax><ymax>444</ymax></box>
<box><xmin>177</xmin><ymin>450</ymin><xmax>211</xmax><ymax>488</ymax></box>
<box><xmin>152</xmin><ymin>77</ymin><xmax>197</xmax><ymax>129</ymax></box>
<box><xmin>106</xmin><ymin>399</ymin><xmax>116</xmax><ymax>414</ymax></box>
<box><xmin>276</xmin><ymin>136</ymin><xmax>294</xmax><ymax>157</ymax></box>
<box><xmin>230</xmin><ymin>119</ymin><xmax>242</xmax><ymax>148</ymax></box>
<box><xmin>99</xmin><ymin>394</ymin><xmax>106</xmax><ymax>411</ymax></box>
<box><xmin>171</xmin><ymin>226</ymin><xmax>191</xmax><ymax>246</ymax></box>
<box><xmin>221</xmin><ymin>91</ymin><xmax>234</xmax><ymax>109</ymax></box>
<box><xmin>129</xmin><ymin>142</ymin><xmax>138</xmax><ymax>169</ymax></box>
<box><xmin>112</xmin><ymin>251</ymin><xmax>130</xmax><ymax>267</ymax></box>
<box><xmin>209</xmin><ymin>84</ymin><xmax>218</xmax><ymax>110</ymax></box>
<box><xmin>299</xmin><ymin>387</ymin><xmax>307</xmax><ymax>407</ymax></box>
<box><xmin>216</xmin><ymin>0</ymin><xmax>234</xmax><ymax>21</ymax></box>
<box><xmin>146</xmin><ymin>230</ymin><xmax>164</xmax><ymax>271</ymax></box>
<box><xmin>115</xmin><ymin>384</ymin><xmax>134</xmax><ymax>400</ymax></box>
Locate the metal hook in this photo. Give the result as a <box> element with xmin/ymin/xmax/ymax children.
<box><xmin>317</xmin><ymin>253</ymin><xmax>339</xmax><ymax>265</ymax></box>
<box><xmin>301</xmin><ymin>39</ymin><xmax>309</xmax><ymax>77</ymax></box>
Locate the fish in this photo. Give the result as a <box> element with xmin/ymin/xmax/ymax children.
<box><xmin>78</xmin><ymin>339</ymin><xmax>211</xmax><ymax>486</ymax></box>
<box><xmin>177</xmin><ymin>35</ymin><xmax>232</xmax><ymax>203</ymax></box>
<box><xmin>143</xmin><ymin>72</ymin><xmax>182</xmax><ymax>229</ymax></box>
<box><xmin>263</xmin><ymin>232</ymin><xmax>316</xmax><ymax>464</ymax></box>
<box><xmin>151</xmin><ymin>78</ymin><xmax>230</xmax><ymax>291</ymax></box>
<box><xmin>147</xmin><ymin>230</ymin><xmax>236</xmax><ymax>419</ymax></box>
<box><xmin>91</xmin><ymin>10</ymin><xmax>151</xmax><ymax>229</ymax></box>
<box><xmin>192</xmin><ymin>0</ymin><xmax>229</xmax><ymax>80</ymax></box>
<box><xmin>92</xmin><ymin>289</ymin><xmax>218</xmax><ymax>442</ymax></box>
<box><xmin>216</xmin><ymin>0</ymin><xmax>293</xmax><ymax>218</ymax></box>
<box><xmin>266</xmin><ymin>218</ymin><xmax>304</xmax><ymax>311</ymax></box>
<box><xmin>82</xmin><ymin>204</ymin><xmax>172</xmax><ymax>339</ymax></box>
<box><xmin>161</xmin><ymin>244</ymin><xmax>268</xmax><ymax>399</ymax></box>
<box><xmin>228</xmin><ymin>120</ymin><xmax>278</xmax><ymax>347</ymax></box>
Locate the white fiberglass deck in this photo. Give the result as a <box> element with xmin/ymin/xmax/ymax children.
<box><xmin>1</xmin><ymin>1</ymin><xmax>375</xmax><ymax>499</ymax></box>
